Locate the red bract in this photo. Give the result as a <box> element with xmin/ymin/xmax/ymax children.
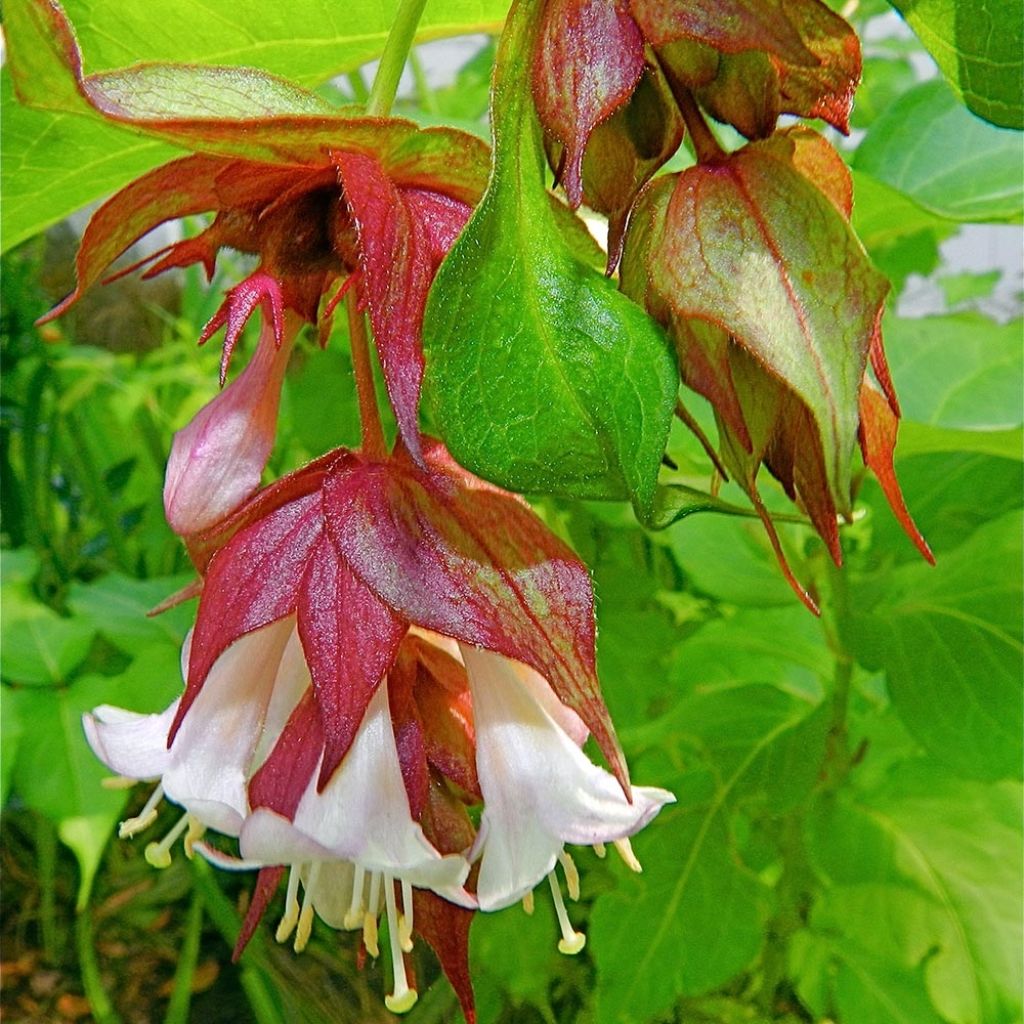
<box><xmin>34</xmin><ymin>0</ymin><xmax>486</xmax><ymax>459</ymax></box>
<box><xmin>176</xmin><ymin>440</ymin><xmax>627</xmax><ymax>795</ymax></box>
<box><xmin>622</xmin><ymin>131</ymin><xmax>930</xmax><ymax>607</ymax></box>
<box><xmin>532</xmin><ymin>0</ymin><xmax>647</xmax><ymax>208</ymax></box>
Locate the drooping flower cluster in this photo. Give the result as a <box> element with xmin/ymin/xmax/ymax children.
<box><xmin>31</xmin><ymin>3</ymin><xmax>675</xmax><ymax>1014</ymax></box>
<box><xmin>86</xmin><ymin>442</ymin><xmax>673</xmax><ymax>1016</ymax></box>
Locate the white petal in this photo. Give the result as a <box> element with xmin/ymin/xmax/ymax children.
<box><xmin>301</xmin><ymin>861</ymin><xmax>356</xmax><ymax>929</ymax></box>
<box><xmin>163</xmin><ymin>618</ymin><xmax>295</xmax><ymax>834</ymax></box>
<box><xmin>240</xmin><ymin>684</ymin><xmax>473</xmax><ymax>906</ymax></box>
<box><xmin>82</xmin><ymin>701</ymin><xmax>179</xmax><ymax>780</ymax></box>
<box><xmin>462</xmin><ymin>646</ymin><xmax>674</xmax><ymax>911</ymax></box>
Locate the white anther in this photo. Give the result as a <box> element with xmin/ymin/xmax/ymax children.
<box><xmin>294</xmin><ymin>864</ymin><xmax>319</xmax><ymax>953</ymax></box>
<box><xmin>613</xmin><ymin>837</ymin><xmax>642</xmax><ymax>873</ymax></box>
<box><xmin>144</xmin><ymin>811</ymin><xmax>190</xmax><ymax>868</ymax></box>
<box><xmin>275</xmin><ymin>866</ymin><xmax>302</xmax><ymax>943</ymax></box>
<box><xmin>383</xmin><ymin>873</ymin><xmax>417</xmax><ymax>1014</ymax></box>
<box><xmin>119</xmin><ymin>783</ymin><xmax>164</xmax><ymax>839</ymax></box>
<box><xmin>558</xmin><ymin>849</ymin><xmax>581</xmax><ymax>901</ymax></box>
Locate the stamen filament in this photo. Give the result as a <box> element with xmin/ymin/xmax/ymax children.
<box><xmin>102</xmin><ymin>775</ymin><xmax>138</xmax><ymax>790</ymax></box>
<box><xmin>119</xmin><ymin>783</ymin><xmax>164</xmax><ymax>838</ymax></box>
<box><xmin>548</xmin><ymin>872</ymin><xmax>586</xmax><ymax>956</ymax></box>
<box><xmin>183</xmin><ymin>816</ymin><xmax>206</xmax><ymax>859</ymax></box>
<box><xmin>294</xmin><ymin>864</ymin><xmax>319</xmax><ymax>953</ymax></box>
<box><xmin>383</xmin><ymin>873</ymin><xmax>418</xmax><ymax>1013</ymax></box>
<box><xmin>398</xmin><ymin>878</ymin><xmax>414</xmax><ymax>953</ymax></box>
<box><xmin>522</xmin><ymin>890</ymin><xmax>535</xmax><ymax>915</ymax></box>
<box><xmin>275</xmin><ymin>866</ymin><xmax>302</xmax><ymax>943</ymax></box>
<box><xmin>363</xmin><ymin>871</ymin><xmax>382</xmax><ymax>957</ymax></box>
<box><xmin>558</xmin><ymin>849</ymin><xmax>581</xmax><ymax>901</ymax></box>
<box><xmin>144</xmin><ymin>811</ymin><xmax>190</xmax><ymax>868</ymax></box>
<box><xmin>613</xmin><ymin>837</ymin><xmax>643</xmax><ymax>873</ymax></box>
<box><xmin>344</xmin><ymin>864</ymin><xmax>366</xmax><ymax>930</ymax></box>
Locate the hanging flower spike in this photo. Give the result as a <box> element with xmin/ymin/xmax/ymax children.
<box><xmin>164</xmin><ymin>312</ymin><xmax>301</xmax><ymax>537</ymax></box>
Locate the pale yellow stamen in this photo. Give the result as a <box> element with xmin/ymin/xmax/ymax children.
<box><xmin>614</xmin><ymin>837</ymin><xmax>642</xmax><ymax>873</ymax></box>
<box><xmin>558</xmin><ymin>849</ymin><xmax>581</xmax><ymax>901</ymax></box>
<box><xmin>592</xmin><ymin>842</ymin><xmax>607</xmax><ymax>858</ymax></box>
<box><xmin>183</xmin><ymin>817</ymin><xmax>206</xmax><ymax>859</ymax></box>
<box><xmin>522</xmin><ymin>890</ymin><xmax>535</xmax><ymax>915</ymax></box>
<box><xmin>383</xmin><ymin>873</ymin><xmax>417</xmax><ymax>1014</ymax></box>
<box><xmin>293</xmin><ymin>864</ymin><xmax>319</xmax><ymax>953</ymax></box>
<box><xmin>275</xmin><ymin>866</ymin><xmax>302</xmax><ymax>943</ymax></box>
<box><xmin>548</xmin><ymin>872</ymin><xmax>585</xmax><ymax>955</ymax></box>
<box><xmin>398</xmin><ymin>879</ymin><xmax>414</xmax><ymax>953</ymax></box>
<box><xmin>102</xmin><ymin>775</ymin><xmax>138</xmax><ymax>790</ymax></box>
<box><xmin>363</xmin><ymin>871</ymin><xmax>382</xmax><ymax>958</ymax></box>
<box><xmin>344</xmin><ymin>864</ymin><xmax>366</xmax><ymax>930</ymax></box>
<box><xmin>119</xmin><ymin>783</ymin><xmax>164</xmax><ymax>838</ymax></box>
<box><xmin>144</xmin><ymin>811</ymin><xmax>190</xmax><ymax>868</ymax></box>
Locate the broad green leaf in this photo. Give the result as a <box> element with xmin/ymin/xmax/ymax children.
<box><xmin>889</xmin><ymin>0</ymin><xmax>1024</xmax><ymax>129</ymax></box>
<box><xmin>9</xmin><ymin>646</ymin><xmax>183</xmax><ymax>906</ymax></box>
<box><xmin>860</xmin><ymin>452</ymin><xmax>1023</xmax><ymax>566</ymax></box>
<box><xmin>592</xmin><ymin>684</ymin><xmax>827</xmax><ymax>1022</ymax></box>
<box><xmin>0</xmin><ymin>603</ymin><xmax>97</xmax><ymax>686</ymax></box>
<box><xmin>422</xmin><ymin>0</ymin><xmax>677</xmax><ymax>515</ymax></box>
<box><xmin>809</xmin><ymin>761</ymin><xmax>1023</xmax><ymax>1024</ymax></box>
<box><xmin>850</xmin><ymin>170</ymin><xmax>953</xmax><ymax>252</ymax></box>
<box><xmin>854</xmin><ymin>80</ymin><xmax>1024</xmax><ymax>222</ymax></box>
<box><xmin>1</xmin><ymin>0</ymin><xmax>508</xmax><ymax>250</ymax></box>
<box><xmin>665</xmin><ymin>606</ymin><xmax>833</xmax><ymax>702</ymax></box>
<box><xmin>895</xmin><ymin>424</ymin><xmax>1023</xmax><ymax>461</ymax></box>
<box><xmin>845</xmin><ymin>511</ymin><xmax>1023</xmax><ymax>780</ymax></box>
<box><xmin>67</xmin><ymin>572</ymin><xmax>197</xmax><ymax>651</ymax></box>
<box><xmin>11</xmin><ymin>676</ymin><xmax>128</xmax><ymax>905</ymax></box>
<box><xmin>850</xmin><ymin>55</ymin><xmax>918</xmax><ymax>129</ymax></box>
<box><xmin>883</xmin><ymin>312</ymin><xmax>1024</xmax><ymax>431</ymax></box>
<box><xmin>793</xmin><ymin>928</ymin><xmax>947</xmax><ymax>1024</ymax></box>
<box><xmin>591</xmin><ymin>806</ymin><xmax>766</xmax><ymax>1024</ymax></box>
<box><xmin>667</xmin><ymin>514</ymin><xmax>809</xmax><ymax>608</ymax></box>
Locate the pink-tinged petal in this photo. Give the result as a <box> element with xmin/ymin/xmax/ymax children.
<box><xmin>858</xmin><ymin>380</ymin><xmax>934</xmax><ymax>564</ymax></box>
<box><xmin>164</xmin><ymin>315</ymin><xmax>300</xmax><ymax>537</ymax></box>
<box><xmin>37</xmin><ymin>155</ymin><xmax>226</xmax><ymax>323</ymax></box>
<box><xmin>164</xmin><ymin>619</ymin><xmax>295</xmax><ymax>835</ymax></box>
<box><xmin>461</xmin><ymin>647</ymin><xmax>673</xmax><ymax>910</ymax></box>
<box><xmin>332</xmin><ymin>152</ymin><xmax>472</xmax><ymax>463</ymax></box>
<box><xmin>241</xmin><ymin>684</ymin><xmax>473</xmax><ymax>904</ymax></box>
<box><xmin>82</xmin><ymin>701</ymin><xmax>179</xmax><ymax>781</ymax></box>
<box><xmin>297</xmin><ymin>534</ymin><xmax>408</xmax><ymax>790</ymax></box>
<box><xmin>532</xmin><ymin>0</ymin><xmax>646</xmax><ymax>208</ymax></box>
<box><xmin>322</xmin><ymin>444</ymin><xmax>630</xmax><ymax>794</ymax></box>
<box><xmin>173</xmin><ymin>486</ymin><xmax>326</xmax><ymax>741</ymax></box>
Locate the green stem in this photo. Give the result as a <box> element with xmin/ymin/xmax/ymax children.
<box><xmin>76</xmin><ymin>907</ymin><xmax>123</xmax><ymax>1024</ymax></box>
<box><xmin>346</xmin><ymin>292</ymin><xmax>388</xmax><ymax>459</ymax></box>
<box><xmin>346</xmin><ymin>70</ymin><xmax>369</xmax><ymax>105</ymax></box>
<box><xmin>366</xmin><ymin>0</ymin><xmax>429</xmax><ymax>117</ymax></box>
<box><xmin>163</xmin><ymin>890</ymin><xmax>204</xmax><ymax>1024</ymax></box>
<box><xmin>36</xmin><ymin>815</ymin><xmax>59</xmax><ymax>964</ymax></box>
<box><xmin>409</xmin><ymin>49</ymin><xmax>440</xmax><ymax>114</ymax></box>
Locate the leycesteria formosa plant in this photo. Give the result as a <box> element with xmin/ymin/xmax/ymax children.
<box><xmin>10</xmin><ymin>0</ymin><xmax>932</xmax><ymax>1016</ymax></box>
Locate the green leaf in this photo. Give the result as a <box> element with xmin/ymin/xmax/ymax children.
<box><xmin>422</xmin><ymin>0</ymin><xmax>677</xmax><ymax>516</ymax></box>
<box><xmin>854</xmin><ymin>79</ymin><xmax>1024</xmax><ymax>222</ymax></box>
<box><xmin>590</xmin><ymin>806</ymin><xmax>766</xmax><ymax>1024</ymax></box>
<box><xmin>808</xmin><ymin>760</ymin><xmax>1023</xmax><ymax>1024</ymax></box>
<box><xmin>1</xmin><ymin>687</ymin><xmax>23</xmax><ymax>806</ymax></box>
<box><xmin>667</xmin><ymin>514</ymin><xmax>808</xmax><ymax>608</ymax></box>
<box><xmin>883</xmin><ymin>312</ymin><xmax>1024</xmax><ymax>431</ymax></box>
<box><xmin>845</xmin><ymin>511</ymin><xmax>1023</xmax><ymax>780</ymax></box>
<box><xmin>11</xmin><ymin>676</ymin><xmax>128</xmax><ymax>904</ymax></box>
<box><xmin>889</xmin><ymin>0</ymin><xmax>1024</xmax><ymax>129</ymax></box>
<box><xmin>592</xmin><ymin>684</ymin><xmax>828</xmax><ymax>1022</ymax></box>
<box><xmin>0</xmin><ymin>603</ymin><xmax>97</xmax><ymax>686</ymax></box>
<box><xmin>1</xmin><ymin>0</ymin><xmax>508</xmax><ymax>250</ymax></box>
<box><xmin>67</xmin><ymin>572</ymin><xmax>196</xmax><ymax>651</ymax></box>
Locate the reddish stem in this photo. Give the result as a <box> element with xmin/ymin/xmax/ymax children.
<box><xmin>346</xmin><ymin>291</ymin><xmax>387</xmax><ymax>459</ymax></box>
<box><xmin>673</xmin><ymin>84</ymin><xmax>726</xmax><ymax>164</ymax></box>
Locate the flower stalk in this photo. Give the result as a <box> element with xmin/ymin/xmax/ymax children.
<box><xmin>366</xmin><ymin>0</ymin><xmax>429</xmax><ymax>117</ymax></box>
<box><xmin>346</xmin><ymin>291</ymin><xmax>388</xmax><ymax>459</ymax></box>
